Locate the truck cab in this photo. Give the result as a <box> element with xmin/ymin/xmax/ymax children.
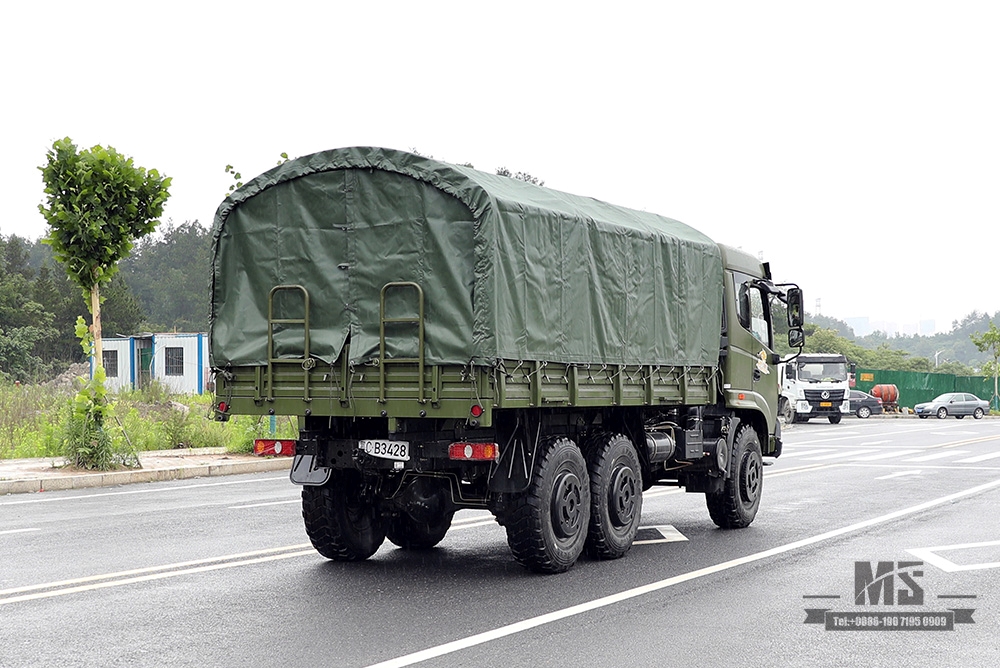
<box><xmin>779</xmin><ymin>353</ymin><xmax>851</xmax><ymax>424</ymax></box>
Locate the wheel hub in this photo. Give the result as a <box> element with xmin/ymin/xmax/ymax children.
<box><xmin>739</xmin><ymin>455</ymin><xmax>761</xmax><ymax>504</ymax></box>
<box><xmin>608</xmin><ymin>463</ymin><xmax>638</xmax><ymax>527</ymax></box>
<box><xmin>551</xmin><ymin>471</ymin><xmax>584</xmax><ymax>539</ymax></box>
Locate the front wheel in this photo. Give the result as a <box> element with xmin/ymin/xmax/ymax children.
<box><xmin>505</xmin><ymin>437</ymin><xmax>590</xmax><ymax>573</ymax></box>
<box><xmin>974</xmin><ymin>407</ymin><xmax>985</xmax><ymax>419</ymax></box>
<box><xmin>302</xmin><ymin>470</ymin><xmax>386</xmax><ymax>561</ymax></box>
<box><xmin>857</xmin><ymin>406</ymin><xmax>872</xmax><ymax>419</ymax></box>
<box><xmin>780</xmin><ymin>399</ymin><xmax>794</xmax><ymax>423</ymax></box>
<box><xmin>937</xmin><ymin>407</ymin><xmax>948</xmax><ymax>419</ymax></box>
<box><xmin>828</xmin><ymin>414</ymin><xmax>842</xmax><ymax>424</ymax></box>
<box><xmin>583</xmin><ymin>433</ymin><xmax>642</xmax><ymax>560</ymax></box>
<box><xmin>706</xmin><ymin>425</ymin><xmax>763</xmax><ymax>529</ymax></box>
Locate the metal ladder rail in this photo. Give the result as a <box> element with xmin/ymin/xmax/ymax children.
<box><xmin>379</xmin><ymin>282</ymin><xmax>425</xmax><ymax>404</ymax></box>
<box><xmin>267</xmin><ymin>285</ymin><xmax>312</xmax><ymax>402</ymax></box>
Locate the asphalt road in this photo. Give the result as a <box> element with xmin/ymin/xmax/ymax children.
<box><xmin>2</xmin><ymin>417</ymin><xmax>999</xmax><ymax>668</ymax></box>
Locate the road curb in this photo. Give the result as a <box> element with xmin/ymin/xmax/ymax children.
<box><xmin>0</xmin><ymin>457</ymin><xmax>292</xmax><ymax>496</ymax></box>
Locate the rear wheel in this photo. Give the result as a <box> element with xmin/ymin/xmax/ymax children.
<box><xmin>505</xmin><ymin>437</ymin><xmax>590</xmax><ymax>573</ymax></box>
<box><xmin>706</xmin><ymin>425</ymin><xmax>763</xmax><ymax>529</ymax></box>
<box><xmin>974</xmin><ymin>407</ymin><xmax>985</xmax><ymax>419</ymax></box>
<box><xmin>386</xmin><ymin>511</ymin><xmax>454</xmax><ymax>550</ymax></box>
<box><xmin>937</xmin><ymin>407</ymin><xmax>948</xmax><ymax>419</ymax></box>
<box><xmin>302</xmin><ymin>470</ymin><xmax>385</xmax><ymax>561</ymax></box>
<box><xmin>583</xmin><ymin>433</ymin><xmax>642</xmax><ymax>560</ymax></box>
<box><xmin>857</xmin><ymin>406</ymin><xmax>872</xmax><ymax>419</ymax></box>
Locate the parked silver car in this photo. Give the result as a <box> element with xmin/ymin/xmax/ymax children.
<box><xmin>914</xmin><ymin>392</ymin><xmax>989</xmax><ymax>419</ymax></box>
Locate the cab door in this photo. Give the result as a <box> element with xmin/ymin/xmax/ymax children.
<box><xmin>730</xmin><ymin>272</ymin><xmax>779</xmax><ymax>424</ymax></box>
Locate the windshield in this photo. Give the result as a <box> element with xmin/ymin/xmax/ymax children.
<box><xmin>796</xmin><ymin>362</ymin><xmax>848</xmax><ymax>383</ymax></box>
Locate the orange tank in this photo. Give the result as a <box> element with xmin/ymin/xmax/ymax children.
<box><xmin>871</xmin><ymin>384</ymin><xmax>899</xmax><ymax>406</ymax></box>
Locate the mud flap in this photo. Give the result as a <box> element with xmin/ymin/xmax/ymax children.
<box><xmin>290</xmin><ymin>454</ymin><xmax>332</xmax><ymax>486</ymax></box>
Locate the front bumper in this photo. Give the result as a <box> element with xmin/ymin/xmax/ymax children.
<box><xmin>795</xmin><ymin>400</ymin><xmax>851</xmax><ymax>415</ymax></box>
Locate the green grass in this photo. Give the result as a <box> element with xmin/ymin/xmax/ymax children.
<box><xmin>0</xmin><ymin>380</ymin><xmax>297</xmax><ymax>461</ymax></box>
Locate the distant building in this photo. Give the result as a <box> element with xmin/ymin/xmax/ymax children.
<box><xmin>92</xmin><ymin>333</ymin><xmax>210</xmax><ymax>394</ymax></box>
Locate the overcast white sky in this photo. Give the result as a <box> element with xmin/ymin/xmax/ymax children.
<box><xmin>3</xmin><ymin>1</ymin><xmax>998</xmax><ymax>335</ymax></box>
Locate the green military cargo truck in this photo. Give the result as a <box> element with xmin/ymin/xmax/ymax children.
<box><xmin>210</xmin><ymin>147</ymin><xmax>805</xmax><ymax>573</ymax></box>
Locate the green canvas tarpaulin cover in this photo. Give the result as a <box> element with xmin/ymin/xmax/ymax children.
<box><xmin>209</xmin><ymin>147</ymin><xmax>723</xmax><ymax>369</ymax></box>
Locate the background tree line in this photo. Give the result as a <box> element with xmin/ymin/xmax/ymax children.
<box><xmin>773</xmin><ymin>309</ymin><xmax>993</xmax><ymax>375</ymax></box>
<box><xmin>1</xmin><ymin>222</ymin><xmax>997</xmax><ymax>382</ymax></box>
<box><xmin>1</xmin><ymin>222</ymin><xmax>210</xmax><ymax>382</ymax></box>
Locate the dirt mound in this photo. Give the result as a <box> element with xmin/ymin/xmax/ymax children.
<box><xmin>43</xmin><ymin>363</ymin><xmax>90</xmax><ymax>392</ymax></box>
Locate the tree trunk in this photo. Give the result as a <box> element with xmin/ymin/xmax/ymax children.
<box><xmin>91</xmin><ymin>284</ymin><xmax>103</xmax><ymax>370</ymax></box>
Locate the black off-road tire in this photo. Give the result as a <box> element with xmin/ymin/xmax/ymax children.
<box><xmin>829</xmin><ymin>414</ymin><xmax>842</xmax><ymax>424</ymax></box>
<box><xmin>505</xmin><ymin>437</ymin><xmax>590</xmax><ymax>574</ymax></box>
<box><xmin>386</xmin><ymin>511</ymin><xmax>455</xmax><ymax>550</ymax></box>
<box><xmin>583</xmin><ymin>433</ymin><xmax>642</xmax><ymax>560</ymax></box>
<box><xmin>780</xmin><ymin>399</ymin><xmax>794</xmax><ymax>424</ymax></box>
<box><xmin>302</xmin><ymin>470</ymin><xmax>386</xmax><ymax>561</ymax></box>
<box><xmin>706</xmin><ymin>425</ymin><xmax>763</xmax><ymax>529</ymax></box>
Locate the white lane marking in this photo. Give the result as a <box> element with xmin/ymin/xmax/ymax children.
<box><xmin>633</xmin><ymin>525</ymin><xmax>688</xmax><ymax>545</ymax></box>
<box><xmin>860</xmin><ymin>440</ymin><xmax>893</xmax><ymax>446</ymax></box>
<box><xmin>772</xmin><ymin>449</ymin><xmax>835</xmax><ymax>458</ymax></box>
<box><xmin>643</xmin><ymin>488</ymin><xmax>683</xmax><ymax>499</ymax></box>
<box><xmin>228</xmin><ymin>499</ymin><xmax>300</xmax><ymax>509</ymax></box>
<box><xmin>0</xmin><ymin>476</ymin><xmax>289</xmax><ymax>506</ymax></box>
<box><xmin>876</xmin><ymin>470</ymin><xmax>922</xmax><ymax>480</ymax></box>
<box><xmin>851</xmin><ymin>450</ymin><xmax>922</xmax><ymax>462</ymax></box>
<box><xmin>0</xmin><ymin>549</ymin><xmax>319</xmax><ymax>606</ymax></box>
<box><xmin>364</xmin><ymin>477</ymin><xmax>1000</xmax><ymax>668</ymax></box>
<box><xmin>802</xmin><ymin>449</ymin><xmax>877</xmax><ymax>461</ymax></box>
<box><xmin>0</xmin><ymin>528</ymin><xmax>41</xmax><ymax>536</ymax></box>
<box><xmin>0</xmin><ymin>544</ymin><xmax>314</xmax><ymax>599</ymax></box>
<box><xmin>954</xmin><ymin>452</ymin><xmax>1000</xmax><ymax>464</ymax></box>
<box><xmin>905</xmin><ymin>451</ymin><xmax>970</xmax><ymax>462</ymax></box>
<box><xmin>908</xmin><ymin>540</ymin><xmax>1000</xmax><ymax>572</ymax></box>
<box><xmin>0</xmin><ymin>515</ymin><xmax>500</xmax><ymax>604</ymax></box>
<box><xmin>765</xmin><ymin>463</ymin><xmax>842</xmax><ymax>478</ymax></box>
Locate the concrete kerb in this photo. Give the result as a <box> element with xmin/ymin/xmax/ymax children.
<box><xmin>0</xmin><ymin>449</ymin><xmax>292</xmax><ymax>496</ymax></box>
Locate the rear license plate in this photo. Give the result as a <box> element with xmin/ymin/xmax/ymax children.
<box><xmin>359</xmin><ymin>439</ymin><xmax>410</xmax><ymax>461</ymax></box>
<box><xmin>820</xmin><ymin>402</ymin><xmax>832</xmax><ymax>407</ymax></box>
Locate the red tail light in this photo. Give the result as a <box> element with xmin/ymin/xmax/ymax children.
<box><xmin>254</xmin><ymin>439</ymin><xmax>295</xmax><ymax>457</ymax></box>
<box><xmin>448</xmin><ymin>442</ymin><xmax>499</xmax><ymax>461</ymax></box>
<box><xmin>218</xmin><ymin>401</ymin><xmax>228</xmax><ymax>413</ymax></box>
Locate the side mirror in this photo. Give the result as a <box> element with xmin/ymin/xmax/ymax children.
<box><xmin>788</xmin><ymin>327</ymin><xmax>805</xmax><ymax>348</ymax></box>
<box><xmin>786</xmin><ymin>287</ymin><xmax>804</xmax><ymax>328</ymax></box>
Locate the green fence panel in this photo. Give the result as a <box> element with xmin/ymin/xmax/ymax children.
<box><xmin>854</xmin><ymin>369</ymin><xmax>995</xmax><ymax>408</ymax></box>
<box><xmin>953</xmin><ymin>376</ymin><xmax>995</xmax><ymax>401</ymax></box>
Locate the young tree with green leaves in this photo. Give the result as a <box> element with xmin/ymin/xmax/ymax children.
<box><xmin>38</xmin><ymin>138</ymin><xmax>170</xmax><ymax>468</ymax></box>
<box><xmin>38</xmin><ymin>137</ymin><xmax>171</xmax><ymax>372</ymax></box>
<box><xmin>971</xmin><ymin>321</ymin><xmax>1000</xmax><ymax>411</ymax></box>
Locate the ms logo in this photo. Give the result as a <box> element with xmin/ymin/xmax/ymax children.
<box><xmin>854</xmin><ymin>561</ymin><xmax>924</xmax><ymax>605</ymax></box>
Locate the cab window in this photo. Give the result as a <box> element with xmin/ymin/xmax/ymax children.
<box><xmin>734</xmin><ymin>273</ymin><xmax>772</xmax><ymax>347</ymax></box>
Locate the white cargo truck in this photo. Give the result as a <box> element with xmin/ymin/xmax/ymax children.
<box><xmin>778</xmin><ymin>353</ymin><xmax>851</xmax><ymax>424</ymax></box>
